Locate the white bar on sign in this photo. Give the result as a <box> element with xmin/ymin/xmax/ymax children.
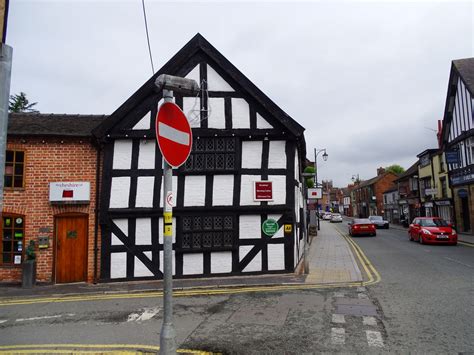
<box><xmin>159</xmin><ymin>122</ymin><xmax>190</xmax><ymax>146</ymax></box>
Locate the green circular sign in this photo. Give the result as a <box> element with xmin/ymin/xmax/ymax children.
<box><xmin>262</xmin><ymin>219</ymin><xmax>279</xmax><ymax>237</ymax></box>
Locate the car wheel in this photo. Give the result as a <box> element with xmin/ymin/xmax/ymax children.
<box><xmin>419</xmin><ymin>234</ymin><xmax>424</xmax><ymax>244</ymax></box>
<box><xmin>386</xmin><ymin>225</ymin><xmax>389</xmax><ymax>229</ymax></box>
<box><xmin>409</xmin><ymin>233</ymin><xmax>414</xmax><ymax>241</ymax></box>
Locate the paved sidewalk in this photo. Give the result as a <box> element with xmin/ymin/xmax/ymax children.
<box><xmin>305</xmin><ymin>221</ymin><xmax>363</xmax><ymax>284</ymax></box>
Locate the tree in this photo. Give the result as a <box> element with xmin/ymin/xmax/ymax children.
<box><xmin>9</xmin><ymin>92</ymin><xmax>39</xmax><ymax>113</ymax></box>
<box><xmin>385</xmin><ymin>164</ymin><xmax>405</xmax><ymax>175</ymax></box>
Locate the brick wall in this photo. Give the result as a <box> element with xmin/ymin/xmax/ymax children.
<box><xmin>374</xmin><ymin>173</ymin><xmax>398</xmax><ymax>215</ymax></box>
<box><xmin>1</xmin><ymin>136</ymin><xmax>99</xmax><ymax>284</ymax></box>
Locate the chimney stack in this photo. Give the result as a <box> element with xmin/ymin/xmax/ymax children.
<box><xmin>377</xmin><ymin>167</ymin><xmax>385</xmax><ymax>176</ymax></box>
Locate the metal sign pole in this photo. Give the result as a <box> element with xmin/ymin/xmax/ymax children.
<box><xmin>160</xmin><ymin>88</ymin><xmax>176</xmax><ymax>355</ymax></box>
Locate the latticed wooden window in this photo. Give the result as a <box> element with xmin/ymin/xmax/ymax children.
<box><xmin>1</xmin><ymin>215</ymin><xmax>25</xmax><ymax>265</ymax></box>
<box><xmin>4</xmin><ymin>150</ymin><xmax>25</xmax><ymax>189</ymax></box>
<box><xmin>183</xmin><ymin>137</ymin><xmax>236</xmax><ymax>172</ymax></box>
<box><xmin>180</xmin><ymin>215</ymin><xmax>235</xmax><ymax>251</ymax></box>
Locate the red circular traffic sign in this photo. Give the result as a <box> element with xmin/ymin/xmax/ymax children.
<box><xmin>156</xmin><ymin>102</ymin><xmax>193</xmax><ymax>167</ymax></box>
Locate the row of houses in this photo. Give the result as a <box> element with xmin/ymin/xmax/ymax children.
<box><xmin>335</xmin><ymin>57</ymin><xmax>474</xmax><ymax>233</ymax></box>
<box><xmin>1</xmin><ymin>34</ymin><xmax>309</xmax><ymax>285</ymax></box>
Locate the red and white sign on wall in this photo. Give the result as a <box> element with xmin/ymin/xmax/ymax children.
<box><xmin>307</xmin><ymin>188</ymin><xmax>322</xmax><ymax>199</ymax></box>
<box><xmin>254</xmin><ymin>181</ymin><xmax>273</xmax><ymax>201</ymax></box>
<box><xmin>49</xmin><ymin>182</ymin><xmax>90</xmax><ymax>204</ymax></box>
<box><xmin>156</xmin><ymin>102</ymin><xmax>193</xmax><ymax>167</ymax></box>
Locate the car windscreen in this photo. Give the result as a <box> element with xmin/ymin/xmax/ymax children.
<box><xmin>369</xmin><ymin>216</ymin><xmax>382</xmax><ymax>221</ymax></box>
<box><xmin>354</xmin><ymin>219</ymin><xmax>372</xmax><ymax>224</ymax></box>
<box><xmin>420</xmin><ymin>219</ymin><xmax>449</xmax><ymax>227</ymax></box>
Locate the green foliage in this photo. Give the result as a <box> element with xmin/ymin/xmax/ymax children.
<box><xmin>9</xmin><ymin>92</ymin><xmax>39</xmax><ymax>113</ymax></box>
<box><xmin>385</xmin><ymin>164</ymin><xmax>405</xmax><ymax>175</ymax></box>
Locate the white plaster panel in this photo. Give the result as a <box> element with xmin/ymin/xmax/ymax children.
<box><xmin>207</xmin><ymin>65</ymin><xmax>234</xmax><ymax>91</ymax></box>
<box><xmin>295</xmin><ymin>187</ymin><xmax>300</xmax><ymax>223</ymax></box>
<box><xmin>183</xmin><ymin>253</ymin><xmax>204</xmax><ymax>275</ymax></box>
<box><xmin>184</xmin><ymin>175</ymin><xmax>206</xmax><ymax>206</ymax></box>
<box><xmin>294</xmin><ymin>151</ymin><xmax>300</xmax><ymax>181</ymax></box>
<box><xmin>183</xmin><ymin>96</ymin><xmax>201</xmax><ymax>128</ymax></box>
<box><xmin>268</xmin><ymin>214</ymin><xmax>283</xmax><ymax>238</ymax></box>
<box><xmin>256</xmin><ymin>112</ymin><xmax>273</xmax><ymax>129</ymax></box>
<box><xmin>241</xmin><ymin>141</ymin><xmax>262</xmax><ymax>169</ymax></box>
<box><xmin>211</xmin><ymin>252</ymin><xmax>232</xmax><ymax>273</ymax></box>
<box><xmin>267</xmin><ymin>175</ymin><xmax>286</xmax><ymax>205</ymax></box>
<box><xmin>110</xmin><ymin>177</ymin><xmax>130</xmax><ymax>208</ymax></box>
<box><xmin>110</xmin><ymin>252</ymin><xmax>127</xmax><ymax>278</ymax></box>
<box><xmin>134</xmin><ymin>251</ymin><xmax>154</xmax><ymax>277</ymax></box>
<box><xmin>232</xmin><ymin>98</ymin><xmax>250</xmax><ymax>128</ymax></box>
<box><xmin>159</xmin><ymin>176</ymin><xmax>178</xmax><ymax>208</ymax></box>
<box><xmin>136</xmin><ymin>176</ymin><xmax>154</xmax><ymax>208</ymax></box>
<box><xmin>159</xmin><ymin>250</ymin><xmax>176</xmax><ymax>275</ymax></box>
<box><xmin>135</xmin><ymin>218</ymin><xmax>151</xmax><ymax>245</ymax></box>
<box><xmin>239</xmin><ymin>215</ymin><xmax>261</xmax><ymax>239</ymax></box>
<box><xmin>240</xmin><ymin>246</ymin><xmax>261</xmax><ymax>272</ymax></box>
<box><xmin>185</xmin><ymin>64</ymin><xmax>200</xmax><ymax>83</ymax></box>
<box><xmin>132</xmin><ymin>113</ymin><xmax>151</xmax><ymax>130</ymax></box>
<box><xmin>113</xmin><ymin>140</ymin><xmax>133</xmax><ymax>169</ymax></box>
<box><xmin>240</xmin><ymin>175</ymin><xmax>260</xmax><ymax>206</ymax></box>
<box><xmin>212</xmin><ymin>175</ymin><xmax>234</xmax><ymax>206</ymax></box>
<box><xmin>111</xmin><ymin>218</ymin><xmax>128</xmax><ymax>246</ymax></box>
<box><xmin>268</xmin><ymin>141</ymin><xmax>286</xmax><ymax>169</ymax></box>
<box><xmin>138</xmin><ymin>140</ymin><xmax>155</xmax><ymax>169</ymax></box>
<box><xmin>158</xmin><ymin>217</ymin><xmax>176</xmax><ymax>244</ymax></box>
<box><xmin>207</xmin><ymin>97</ymin><xmax>225</xmax><ymax>129</ymax></box>
<box><xmin>268</xmin><ymin>244</ymin><xmax>285</xmax><ymax>271</ymax></box>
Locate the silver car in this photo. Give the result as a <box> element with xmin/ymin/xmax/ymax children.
<box><xmin>330</xmin><ymin>213</ymin><xmax>343</xmax><ymax>223</ymax></box>
<box><xmin>368</xmin><ymin>215</ymin><xmax>389</xmax><ymax>229</ymax></box>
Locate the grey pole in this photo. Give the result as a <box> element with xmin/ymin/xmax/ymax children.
<box><xmin>314</xmin><ymin>148</ymin><xmax>320</xmax><ymax>231</ymax></box>
<box><xmin>160</xmin><ymin>88</ymin><xmax>177</xmax><ymax>355</ymax></box>
<box><xmin>302</xmin><ymin>182</ymin><xmax>309</xmax><ymax>274</ymax></box>
<box><xmin>0</xmin><ymin>43</ymin><xmax>12</xmax><ymax>213</ymax></box>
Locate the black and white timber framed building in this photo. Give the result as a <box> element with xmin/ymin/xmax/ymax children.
<box><xmin>92</xmin><ymin>34</ymin><xmax>308</xmax><ymax>281</ymax></box>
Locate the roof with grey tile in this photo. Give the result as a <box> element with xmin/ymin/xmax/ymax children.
<box><xmin>393</xmin><ymin>161</ymin><xmax>418</xmax><ymax>182</ymax></box>
<box><xmin>453</xmin><ymin>57</ymin><xmax>474</xmax><ymax>95</ymax></box>
<box><xmin>7</xmin><ymin>113</ymin><xmax>107</xmax><ymax>137</ymax></box>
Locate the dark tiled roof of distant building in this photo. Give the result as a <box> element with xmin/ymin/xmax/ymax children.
<box><xmin>453</xmin><ymin>57</ymin><xmax>474</xmax><ymax>95</ymax></box>
<box><xmin>394</xmin><ymin>162</ymin><xmax>418</xmax><ymax>181</ymax></box>
<box><xmin>8</xmin><ymin>113</ymin><xmax>107</xmax><ymax>137</ymax></box>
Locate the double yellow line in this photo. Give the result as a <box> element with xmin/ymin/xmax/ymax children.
<box><xmin>342</xmin><ymin>233</ymin><xmax>381</xmax><ymax>285</ymax></box>
<box><xmin>0</xmin><ymin>344</ymin><xmax>214</xmax><ymax>354</ymax></box>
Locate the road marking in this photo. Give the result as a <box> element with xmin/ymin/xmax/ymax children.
<box><xmin>333</xmin><ymin>292</ymin><xmax>345</xmax><ymax>298</ymax></box>
<box><xmin>358</xmin><ymin>293</ymin><xmax>369</xmax><ymax>299</ymax></box>
<box><xmin>16</xmin><ymin>314</ymin><xmax>71</xmax><ymax>322</ymax></box>
<box><xmin>331</xmin><ymin>328</ymin><xmax>345</xmax><ymax>345</ymax></box>
<box><xmin>366</xmin><ymin>330</ymin><xmax>384</xmax><ymax>347</ymax></box>
<box><xmin>459</xmin><ymin>241</ymin><xmax>474</xmax><ymax>247</ymax></box>
<box><xmin>127</xmin><ymin>307</ymin><xmax>160</xmax><ymax>322</ymax></box>
<box><xmin>443</xmin><ymin>256</ymin><xmax>473</xmax><ymax>268</ymax></box>
<box><xmin>331</xmin><ymin>314</ymin><xmax>345</xmax><ymax>324</ymax></box>
<box><xmin>357</xmin><ymin>286</ymin><xmax>366</xmax><ymax>292</ymax></box>
<box><xmin>363</xmin><ymin>316</ymin><xmax>377</xmax><ymax>326</ymax></box>
<box><xmin>0</xmin><ymin>320</ymin><xmax>7</xmax><ymax>324</ymax></box>
<box><xmin>0</xmin><ymin>344</ymin><xmax>211</xmax><ymax>354</ymax></box>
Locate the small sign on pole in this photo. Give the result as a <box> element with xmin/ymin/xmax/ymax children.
<box><xmin>307</xmin><ymin>188</ymin><xmax>322</xmax><ymax>199</ymax></box>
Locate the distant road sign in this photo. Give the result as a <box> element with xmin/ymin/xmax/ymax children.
<box><xmin>156</xmin><ymin>102</ymin><xmax>192</xmax><ymax>167</ymax></box>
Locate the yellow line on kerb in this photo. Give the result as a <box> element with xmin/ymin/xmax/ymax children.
<box><xmin>0</xmin><ymin>344</ymin><xmax>215</xmax><ymax>355</ymax></box>
<box><xmin>459</xmin><ymin>241</ymin><xmax>474</xmax><ymax>248</ymax></box>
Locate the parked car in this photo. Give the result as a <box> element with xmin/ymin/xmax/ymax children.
<box><xmin>368</xmin><ymin>215</ymin><xmax>389</xmax><ymax>229</ymax></box>
<box><xmin>330</xmin><ymin>213</ymin><xmax>343</xmax><ymax>223</ymax></box>
<box><xmin>348</xmin><ymin>218</ymin><xmax>376</xmax><ymax>237</ymax></box>
<box><xmin>322</xmin><ymin>213</ymin><xmax>332</xmax><ymax>221</ymax></box>
<box><xmin>408</xmin><ymin>217</ymin><xmax>457</xmax><ymax>245</ymax></box>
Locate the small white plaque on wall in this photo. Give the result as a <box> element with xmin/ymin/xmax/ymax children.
<box><xmin>49</xmin><ymin>182</ymin><xmax>90</xmax><ymax>204</ymax></box>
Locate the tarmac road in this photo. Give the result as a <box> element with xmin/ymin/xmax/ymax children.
<box><xmin>332</xmin><ymin>221</ymin><xmax>474</xmax><ymax>353</ymax></box>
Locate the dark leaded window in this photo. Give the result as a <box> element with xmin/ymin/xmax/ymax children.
<box><xmin>184</xmin><ymin>137</ymin><xmax>236</xmax><ymax>172</ymax></box>
<box><xmin>4</xmin><ymin>150</ymin><xmax>25</xmax><ymax>188</ymax></box>
<box><xmin>180</xmin><ymin>215</ymin><xmax>234</xmax><ymax>251</ymax></box>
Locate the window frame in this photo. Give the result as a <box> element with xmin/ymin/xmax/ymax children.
<box><xmin>182</xmin><ymin>137</ymin><xmax>238</xmax><ymax>173</ymax></box>
<box><xmin>4</xmin><ymin>149</ymin><xmax>25</xmax><ymax>189</ymax></box>
<box><xmin>1</xmin><ymin>213</ymin><xmax>26</xmax><ymax>267</ymax></box>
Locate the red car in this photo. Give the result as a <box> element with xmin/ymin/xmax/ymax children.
<box><xmin>348</xmin><ymin>219</ymin><xmax>376</xmax><ymax>237</ymax></box>
<box><xmin>408</xmin><ymin>217</ymin><xmax>457</xmax><ymax>245</ymax></box>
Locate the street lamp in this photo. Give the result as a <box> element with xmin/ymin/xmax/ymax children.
<box><xmin>314</xmin><ymin>148</ymin><xmax>328</xmax><ymax>231</ymax></box>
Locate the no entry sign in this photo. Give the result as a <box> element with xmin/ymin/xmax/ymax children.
<box><xmin>156</xmin><ymin>102</ymin><xmax>192</xmax><ymax>167</ymax></box>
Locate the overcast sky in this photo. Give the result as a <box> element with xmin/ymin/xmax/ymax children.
<box><xmin>7</xmin><ymin>0</ymin><xmax>473</xmax><ymax>186</ymax></box>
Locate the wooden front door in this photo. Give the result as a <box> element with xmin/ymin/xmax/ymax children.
<box><xmin>55</xmin><ymin>215</ymin><xmax>88</xmax><ymax>283</ymax></box>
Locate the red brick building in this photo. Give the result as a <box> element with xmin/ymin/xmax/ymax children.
<box><xmin>352</xmin><ymin>168</ymin><xmax>398</xmax><ymax>218</ymax></box>
<box><xmin>0</xmin><ymin>113</ymin><xmax>105</xmax><ymax>283</ymax></box>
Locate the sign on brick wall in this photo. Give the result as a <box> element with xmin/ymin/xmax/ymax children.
<box><xmin>49</xmin><ymin>182</ymin><xmax>90</xmax><ymax>204</ymax></box>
